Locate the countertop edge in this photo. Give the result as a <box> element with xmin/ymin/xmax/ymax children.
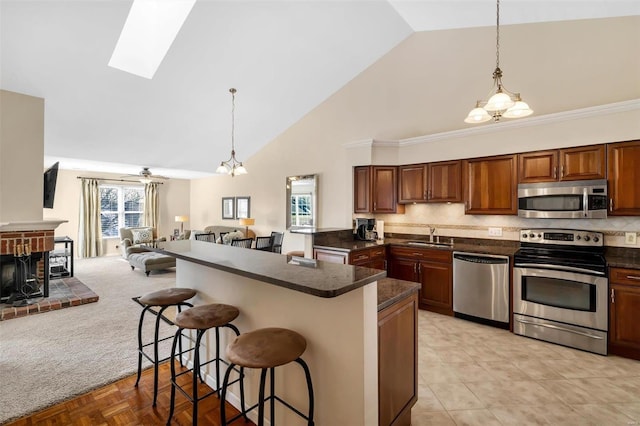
<box><xmin>377</xmin><ymin>278</ymin><xmax>421</xmax><ymax>312</ymax></box>
<box><xmin>149</xmin><ymin>245</ymin><xmax>386</xmax><ymax>298</ymax></box>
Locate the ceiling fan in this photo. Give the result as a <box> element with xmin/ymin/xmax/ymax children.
<box><xmin>122</xmin><ymin>167</ymin><xmax>169</xmax><ymax>183</ymax></box>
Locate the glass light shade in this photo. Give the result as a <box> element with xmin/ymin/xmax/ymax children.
<box><xmin>216</xmin><ymin>163</ymin><xmax>230</xmax><ymax>174</ymax></box>
<box><xmin>503</xmin><ymin>101</ymin><xmax>534</xmax><ymax>118</ymax></box>
<box><xmin>464</xmin><ymin>107</ymin><xmax>492</xmax><ymax>123</ymax></box>
<box><xmin>139</xmin><ymin>177</ymin><xmax>152</xmax><ymax>184</ymax></box>
<box><xmin>234</xmin><ymin>165</ymin><xmax>248</xmax><ymax>175</ymax></box>
<box><xmin>484</xmin><ymin>91</ymin><xmax>515</xmax><ymax>112</ymax></box>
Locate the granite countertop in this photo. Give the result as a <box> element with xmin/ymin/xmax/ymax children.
<box><xmin>377</xmin><ymin>278</ymin><xmax>420</xmax><ymax>312</ymax></box>
<box><xmin>314</xmin><ymin>237</ymin><xmax>519</xmax><ymax>257</ymax></box>
<box><xmin>151</xmin><ymin>240</ymin><xmax>386</xmax><ymax>298</ymax></box>
<box><xmin>605</xmin><ymin>247</ymin><xmax>640</xmax><ymax>269</ymax></box>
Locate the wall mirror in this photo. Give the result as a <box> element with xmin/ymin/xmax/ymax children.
<box><xmin>286</xmin><ymin>174</ymin><xmax>318</xmax><ymax>229</ymax></box>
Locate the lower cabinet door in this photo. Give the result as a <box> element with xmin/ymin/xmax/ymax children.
<box><xmin>378</xmin><ymin>292</ymin><xmax>418</xmax><ymax>426</ymax></box>
<box><xmin>610</xmin><ymin>283</ymin><xmax>640</xmax><ymax>360</ymax></box>
<box><xmin>388</xmin><ymin>259</ymin><xmax>418</xmax><ymax>282</ymax></box>
<box><xmin>418</xmin><ymin>261</ymin><xmax>453</xmax><ymax>315</ymax></box>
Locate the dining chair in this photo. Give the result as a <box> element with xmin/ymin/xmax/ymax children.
<box><xmin>270</xmin><ymin>232</ymin><xmax>284</xmax><ymax>254</ymax></box>
<box><xmin>255</xmin><ymin>236</ymin><xmax>273</xmax><ymax>251</ymax></box>
<box><xmin>195</xmin><ymin>232</ymin><xmax>216</xmax><ymax>243</ymax></box>
<box><xmin>230</xmin><ymin>238</ymin><xmax>254</xmax><ymax>249</ymax></box>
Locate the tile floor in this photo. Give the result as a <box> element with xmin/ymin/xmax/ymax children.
<box><xmin>413</xmin><ymin>311</ymin><xmax>640</xmax><ymax>425</ymax></box>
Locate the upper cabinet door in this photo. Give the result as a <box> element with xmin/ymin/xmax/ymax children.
<box><xmin>427</xmin><ymin>160</ymin><xmax>461</xmax><ymax>203</ymax></box>
<box><xmin>398</xmin><ymin>164</ymin><xmax>427</xmax><ymax>204</ymax></box>
<box><xmin>559</xmin><ymin>145</ymin><xmax>606</xmax><ymax>181</ymax></box>
<box><xmin>463</xmin><ymin>154</ymin><xmax>518</xmax><ymax>215</ymax></box>
<box><xmin>353</xmin><ymin>166</ymin><xmax>371</xmax><ymax>213</ymax></box>
<box><xmin>518</xmin><ymin>150</ymin><xmax>558</xmax><ymax>183</ymax></box>
<box><xmin>608</xmin><ymin>140</ymin><xmax>640</xmax><ymax>216</ymax></box>
<box><xmin>372</xmin><ymin>166</ymin><xmax>399</xmax><ymax>213</ymax></box>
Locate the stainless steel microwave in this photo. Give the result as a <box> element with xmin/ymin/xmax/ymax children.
<box><xmin>517</xmin><ymin>179</ymin><xmax>608</xmax><ymax>219</ymax></box>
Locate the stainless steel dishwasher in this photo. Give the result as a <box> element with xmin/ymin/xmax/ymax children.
<box><xmin>453</xmin><ymin>252</ymin><xmax>510</xmax><ymax>328</ymax></box>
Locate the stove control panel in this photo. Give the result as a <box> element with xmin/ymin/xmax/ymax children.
<box><xmin>520</xmin><ymin>229</ymin><xmax>603</xmax><ymax>247</ymax></box>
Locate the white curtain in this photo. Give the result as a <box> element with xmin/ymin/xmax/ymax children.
<box><xmin>144</xmin><ymin>182</ymin><xmax>159</xmax><ymax>229</ymax></box>
<box><xmin>78</xmin><ymin>178</ymin><xmax>103</xmax><ymax>258</ymax></box>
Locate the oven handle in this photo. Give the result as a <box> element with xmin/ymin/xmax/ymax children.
<box><xmin>515</xmin><ymin>318</ymin><xmax>605</xmax><ymax>340</ymax></box>
<box><xmin>514</xmin><ymin>263</ymin><xmax>605</xmax><ymax>276</ymax></box>
<box><xmin>583</xmin><ymin>187</ymin><xmax>588</xmax><ymax>218</ymax></box>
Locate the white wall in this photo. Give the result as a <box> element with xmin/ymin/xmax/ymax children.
<box><xmin>189</xmin><ymin>16</ymin><xmax>640</xmax><ymax>252</ymax></box>
<box><xmin>0</xmin><ymin>90</ymin><xmax>44</xmax><ymax>222</ymax></box>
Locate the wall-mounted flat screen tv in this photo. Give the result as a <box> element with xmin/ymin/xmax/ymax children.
<box><xmin>43</xmin><ymin>162</ymin><xmax>59</xmax><ymax>209</ymax></box>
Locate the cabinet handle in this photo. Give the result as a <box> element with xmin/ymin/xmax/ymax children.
<box><xmin>356</xmin><ymin>255</ymin><xmax>367</xmax><ymax>260</ymax></box>
<box><xmin>383</xmin><ymin>260</ymin><xmax>387</xmax><ymax>270</ymax></box>
<box><xmin>373</xmin><ymin>202</ymin><xmax>377</xmax><ymax>210</ymax></box>
<box><xmin>611</xmin><ymin>288</ymin><xmax>615</xmax><ymax>303</ymax></box>
<box><xmin>412</xmin><ymin>252</ymin><xmax>423</xmax><ymax>256</ymax></box>
<box><xmin>626</xmin><ymin>275</ymin><xmax>640</xmax><ymax>281</ymax></box>
<box><xmin>610</xmin><ymin>198</ymin><xmax>613</xmax><ymax>212</ymax></box>
<box><xmin>553</xmin><ymin>167</ymin><xmax>557</xmax><ymax>179</ymax></box>
<box><xmin>428</xmin><ymin>189</ymin><xmax>432</xmax><ymax>199</ymax></box>
<box><xmin>560</xmin><ymin>165</ymin><xmax>564</xmax><ymax>178</ymax></box>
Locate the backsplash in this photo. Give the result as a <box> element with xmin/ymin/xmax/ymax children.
<box><xmin>359</xmin><ymin>203</ymin><xmax>640</xmax><ymax>248</ymax></box>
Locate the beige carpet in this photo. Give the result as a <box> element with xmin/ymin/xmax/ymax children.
<box><xmin>0</xmin><ymin>255</ymin><xmax>177</xmax><ymax>424</ymax></box>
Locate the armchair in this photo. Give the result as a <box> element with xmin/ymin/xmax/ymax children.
<box><xmin>118</xmin><ymin>227</ymin><xmax>165</xmax><ymax>258</ymax></box>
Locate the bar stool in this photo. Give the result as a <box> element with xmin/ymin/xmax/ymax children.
<box><xmin>134</xmin><ymin>287</ymin><xmax>197</xmax><ymax>406</ymax></box>
<box><xmin>166</xmin><ymin>303</ymin><xmax>242</xmax><ymax>426</ymax></box>
<box><xmin>220</xmin><ymin>327</ymin><xmax>314</xmax><ymax>426</ymax></box>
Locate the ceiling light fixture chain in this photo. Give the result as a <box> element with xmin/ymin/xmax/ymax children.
<box><xmin>216</xmin><ymin>87</ymin><xmax>247</xmax><ymax>177</ymax></box>
<box><xmin>464</xmin><ymin>0</ymin><xmax>533</xmax><ymax>124</ymax></box>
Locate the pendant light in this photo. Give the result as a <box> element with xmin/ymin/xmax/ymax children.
<box><xmin>465</xmin><ymin>0</ymin><xmax>533</xmax><ymax>123</ymax></box>
<box><xmin>216</xmin><ymin>88</ymin><xmax>248</xmax><ymax>176</ymax></box>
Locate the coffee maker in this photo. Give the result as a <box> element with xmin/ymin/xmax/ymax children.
<box><xmin>355</xmin><ymin>218</ymin><xmax>377</xmax><ymax>241</ymax></box>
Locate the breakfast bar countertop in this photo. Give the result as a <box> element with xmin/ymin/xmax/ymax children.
<box><xmin>151</xmin><ymin>240</ymin><xmax>386</xmax><ymax>298</ymax></box>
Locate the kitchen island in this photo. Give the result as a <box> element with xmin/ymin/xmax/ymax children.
<box><xmin>151</xmin><ymin>240</ymin><xmax>417</xmax><ymax>426</ymax></box>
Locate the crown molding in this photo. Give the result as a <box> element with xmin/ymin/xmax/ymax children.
<box><xmin>398</xmin><ymin>99</ymin><xmax>640</xmax><ymax>147</ymax></box>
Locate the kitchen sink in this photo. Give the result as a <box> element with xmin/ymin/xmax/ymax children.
<box><xmin>406</xmin><ymin>241</ymin><xmax>453</xmax><ymax>248</ymax></box>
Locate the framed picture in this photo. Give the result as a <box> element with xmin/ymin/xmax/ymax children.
<box><xmin>235</xmin><ymin>196</ymin><xmax>251</xmax><ymax>219</ymax></box>
<box><xmin>222</xmin><ymin>197</ymin><xmax>235</xmax><ymax>219</ymax></box>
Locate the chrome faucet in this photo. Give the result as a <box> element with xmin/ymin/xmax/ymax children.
<box><xmin>429</xmin><ymin>227</ymin><xmax>436</xmax><ymax>243</ymax></box>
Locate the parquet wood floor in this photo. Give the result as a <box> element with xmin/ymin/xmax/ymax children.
<box><xmin>5</xmin><ymin>362</ymin><xmax>254</xmax><ymax>426</ymax></box>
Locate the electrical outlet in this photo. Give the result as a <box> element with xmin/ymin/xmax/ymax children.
<box><xmin>488</xmin><ymin>227</ymin><xmax>503</xmax><ymax>237</ymax></box>
<box><xmin>625</xmin><ymin>232</ymin><xmax>637</xmax><ymax>245</ymax></box>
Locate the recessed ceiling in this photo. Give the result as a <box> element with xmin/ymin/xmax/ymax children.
<box><xmin>1</xmin><ymin>1</ymin><xmax>638</xmax><ymax>179</ymax></box>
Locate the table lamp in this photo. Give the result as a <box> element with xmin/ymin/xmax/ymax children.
<box><xmin>175</xmin><ymin>215</ymin><xmax>188</xmax><ymax>234</ymax></box>
<box><xmin>239</xmin><ymin>218</ymin><xmax>255</xmax><ymax>236</ymax></box>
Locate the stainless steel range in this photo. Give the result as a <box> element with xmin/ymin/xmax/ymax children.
<box><xmin>513</xmin><ymin>229</ymin><xmax>608</xmax><ymax>355</ymax></box>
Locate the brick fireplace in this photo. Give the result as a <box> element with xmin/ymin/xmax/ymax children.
<box><xmin>0</xmin><ymin>221</ymin><xmax>65</xmax><ymax>304</ymax></box>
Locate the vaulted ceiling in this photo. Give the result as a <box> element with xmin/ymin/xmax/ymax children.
<box><xmin>1</xmin><ymin>1</ymin><xmax>638</xmax><ymax>179</ymax></box>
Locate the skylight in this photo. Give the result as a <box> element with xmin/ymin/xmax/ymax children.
<box><xmin>108</xmin><ymin>0</ymin><xmax>196</xmax><ymax>79</ymax></box>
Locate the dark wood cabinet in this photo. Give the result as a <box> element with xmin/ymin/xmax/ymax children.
<box><xmin>607</xmin><ymin>140</ymin><xmax>640</xmax><ymax>216</ymax></box>
<box><xmin>427</xmin><ymin>160</ymin><xmax>461</xmax><ymax>203</ymax></box>
<box><xmin>398</xmin><ymin>164</ymin><xmax>427</xmax><ymax>203</ymax></box>
<box><xmin>353</xmin><ymin>166</ymin><xmax>404</xmax><ymax>214</ymax></box>
<box><xmin>463</xmin><ymin>154</ymin><xmax>518</xmax><ymax>215</ymax></box>
<box><xmin>609</xmin><ymin>267</ymin><xmax>640</xmax><ymax>360</ymax></box>
<box><xmin>518</xmin><ymin>144</ymin><xmax>605</xmax><ymax>183</ymax></box>
<box><xmin>387</xmin><ymin>246</ymin><xmax>453</xmax><ymax>315</ymax></box>
<box><xmin>354</xmin><ymin>166</ymin><xmax>371</xmax><ymax>213</ymax></box>
<box><xmin>518</xmin><ymin>150</ymin><xmax>558</xmax><ymax>183</ymax></box>
<box><xmin>378</xmin><ymin>291</ymin><xmax>418</xmax><ymax>426</ymax></box>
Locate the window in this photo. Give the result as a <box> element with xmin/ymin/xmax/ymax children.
<box><xmin>290</xmin><ymin>194</ymin><xmax>312</xmax><ymax>227</ymax></box>
<box><xmin>100</xmin><ymin>185</ymin><xmax>145</xmax><ymax>237</ymax></box>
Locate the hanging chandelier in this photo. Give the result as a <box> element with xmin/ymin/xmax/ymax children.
<box><xmin>464</xmin><ymin>0</ymin><xmax>533</xmax><ymax>124</ymax></box>
<box><xmin>216</xmin><ymin>88</ymin><xmax>247</xmax><ymax>176</ymax></box>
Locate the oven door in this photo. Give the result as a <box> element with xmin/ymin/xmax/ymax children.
<box><xmin>513</xmin><ymin>266</ymin><xmax>608</xmax><ymax>332</ymax></box>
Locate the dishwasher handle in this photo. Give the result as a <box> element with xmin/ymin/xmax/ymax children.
<box><xmin>453</xmin><ymin>252</ymin><xmax>509</xmax><ymax>265</ymax></box>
